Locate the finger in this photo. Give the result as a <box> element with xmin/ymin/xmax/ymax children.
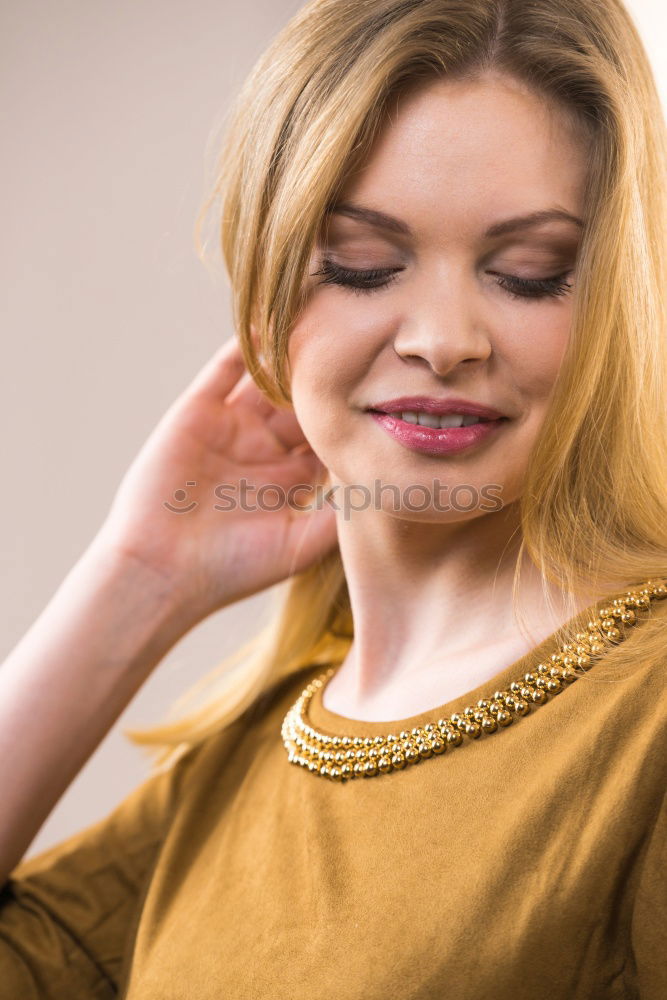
<box><xmin>265</xmin><ymin>408</ymin><xmax>311</xmax><ymax>451</ymax></box>
<box><xmin>185</xmin><ymin>335</ymin><xmax>248</xmax><ymax>402</ymax></box>
<box><xmin>225</xmin><ymin>370</ymin><xmax>276</xmax><ymax>416</ymax></box>
<box><xmin>227</xmin><ymin>380</ymin><xmax>310</xmax><ymax>451</ymax></box>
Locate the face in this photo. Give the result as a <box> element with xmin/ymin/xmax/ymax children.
<box><xmin>287</xmin><ymin>70</ymin><xmax>588</xmax><ymax>522</ymax></box>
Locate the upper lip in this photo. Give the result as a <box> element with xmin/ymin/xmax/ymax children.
<box><xmin>367</xmin><ymin>396</ymin><xmax>506</xmax><ymax>420</ymax></box>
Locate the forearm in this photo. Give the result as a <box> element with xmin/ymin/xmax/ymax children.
<box><xmin>0</xmin><ymin>538</ymin><xmax>195</xmax><ymax>883</ymax></box>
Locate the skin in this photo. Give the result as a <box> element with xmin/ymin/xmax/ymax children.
<box><xmin>286</xmin><ymin>68</ymin><xmax>600</xmax><ymax>721</ymax></box>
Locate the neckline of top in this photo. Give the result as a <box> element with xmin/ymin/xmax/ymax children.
<box><xmin>302</xmin><ymin>588</ymin><xmax>655</xmax><ymax>737</ymax></box>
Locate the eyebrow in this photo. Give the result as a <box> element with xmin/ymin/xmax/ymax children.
<box><xmin>325</xmin><ymin>201</ymin><xmax>585</xmax><ymax>239</ymax></box>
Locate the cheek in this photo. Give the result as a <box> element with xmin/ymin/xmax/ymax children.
<box><xmin>288</xmin><ymin>297</ymin><xmax>387</xmax><ymax>401</ymax></box>
<box><xmin>286</xmin><ymin>313</ymin><xmax>348</xmax><ymax>454</ymax></box>
<box><xmin>501</xmin><ymin>310</ymin><xmax>571</xmax><ymax>399</ymax></box>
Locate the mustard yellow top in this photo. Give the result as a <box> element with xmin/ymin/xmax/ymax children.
<box><xmin>1</xmin><ymin>594</ymin><xmax>666</xmax><ymax>999</ymax></box>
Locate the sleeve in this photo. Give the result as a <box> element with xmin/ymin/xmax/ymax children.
<box><xmin>0</xmin><ymin>741</ymin><xmax>206</xmax><ymax>999</ymax></box>
<box><xmin>630</xmin><ymin>789</ymin><xmax>667</xmax><ymax>999</ymax></box>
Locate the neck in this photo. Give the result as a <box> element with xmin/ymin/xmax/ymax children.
<box><xmin>330</xmin><ymin>498</ymin><xmax>605</xmax><ymax>712</ymax></box>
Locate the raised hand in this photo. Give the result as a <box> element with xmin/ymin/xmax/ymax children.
<box><xmin>94</xmin><ymin>334</ymin><xmax>339</xmax><ymax>626</ymax></box>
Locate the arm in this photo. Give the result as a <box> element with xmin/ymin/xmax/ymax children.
<box><xmin>0</xmin><ymin>334</ymin><xmax>335</xmax><ymax>885</ymax></box>
<box><xmin>0</xmin><ymin>536</ymin><xmax>194</xmax><ymax>886</ymax></box>
<box><xmin>0</xmin><ymin>725</ymin><xmax>210</xmax><ymax>999</ymax></box>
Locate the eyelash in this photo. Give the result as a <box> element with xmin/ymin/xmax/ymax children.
<box><xmin>311</xmin><ymin>258</ymin><xmax>574</xmax><ymax>301</ymax></box>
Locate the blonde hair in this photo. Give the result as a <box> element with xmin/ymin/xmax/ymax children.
<box><xmin>125</xmin><ymin>0</ymin><xmax>667</xmax><ymax>771</ymax></box>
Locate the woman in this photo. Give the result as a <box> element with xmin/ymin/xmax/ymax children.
<box><xmin>1</xmin><ymin>0</ymin><xmax>665</xmax><ymax>997</ymax></box>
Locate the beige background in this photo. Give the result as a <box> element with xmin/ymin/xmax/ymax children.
<box><xmin>1</xmin><ymin>0</ymin><xmax>664</xmax><ymax>859</ymax></box>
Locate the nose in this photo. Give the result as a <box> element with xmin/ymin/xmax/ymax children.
<box><xmin>392</xmin><ymin>265</ymin><xmax>492</xmax><ymax>376</ymax></box>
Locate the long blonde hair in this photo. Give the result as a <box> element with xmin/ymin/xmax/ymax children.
<box><xmin>126</xmin><ymin>0</ymin><xmax>667</xmax><ymax>770</ymax></box>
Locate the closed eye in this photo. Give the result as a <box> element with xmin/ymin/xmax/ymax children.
<box><xmin>311</xmin><ymin>259</ymin><xmax>403</xmax><ymax>294</ymax></box>
<box><xmin>487</xmin><ymin>270</ymin><xmax>573</xmax><ymax>300</ymax></box>
<box><xmin>311</xmin><ymin>257</ymin><xmax>574</xmax><ymax>301</ymax></box>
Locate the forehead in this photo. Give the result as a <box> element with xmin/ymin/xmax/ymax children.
<box><xmin>336</xmin><ymin>72</ymin><xmax>589</xmax><ymax>239</ymax></box>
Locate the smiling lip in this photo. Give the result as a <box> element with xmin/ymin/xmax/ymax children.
<box><xmin>367</xmin><ymin>396</ymin><xmax>506</xmax><ymax>419</ymax></box>
<box><xmin>368</xmin><ymin>410</ymin><xmax>508</xmax><ymax>455</ymax></box>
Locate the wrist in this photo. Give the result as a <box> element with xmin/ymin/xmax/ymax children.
<box><xmin>70</xmin><ymin>535</ymin><xmax>200</xmax><ymax>674</ymax></box>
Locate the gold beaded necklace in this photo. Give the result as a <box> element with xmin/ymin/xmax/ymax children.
<box><xmin>281</xmin><ymin>579</ymin><xmax>666</xmax><ymax>782</ymax></box>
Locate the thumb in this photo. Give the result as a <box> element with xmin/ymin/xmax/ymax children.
<box><xmin>285</xmin><ymin>501</ymin><xmax>340</xmax><ymax>575</ymax></box>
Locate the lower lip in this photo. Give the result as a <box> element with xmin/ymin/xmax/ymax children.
<box><xmin>368</xmin><ymin>411</ymin><xmax>508</xmax><ymax>455</ymax></box>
